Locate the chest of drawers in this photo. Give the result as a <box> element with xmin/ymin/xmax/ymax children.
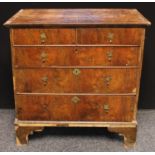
<box><xmin>4</xmin><ymin>9</ymin><xmax>150</xmax><ymax>147</ymax></box>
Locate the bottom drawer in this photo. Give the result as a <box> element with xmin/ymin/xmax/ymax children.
<box><xmin>16</xmin><ymin>95</ymin><xmax>135</xmax><ymax>122</ymax></box>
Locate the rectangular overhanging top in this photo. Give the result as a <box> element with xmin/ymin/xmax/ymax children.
<box><xmin>4</xmin><ymin>9</ymin><xmax>151</xmax><ymax>27</ymax></box>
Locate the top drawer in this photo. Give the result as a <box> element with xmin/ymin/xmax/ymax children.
<box><xmin>77</xmin><ymin>28</ymin><xmax>144</xmax><ymax>45</ymax></box>
<box><xmin>12</xmin><ymin>28</ymin><xmax>144</xmax><ymax>45</ymax></box>
<box><xmin>12</xmin><ymin>28</ymin><xmax>76</xmax><ymax>45</ymax></box>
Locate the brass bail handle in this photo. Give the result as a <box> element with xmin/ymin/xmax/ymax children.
<box><xmin>42</xmin><ymin>76</ymin><xmax>48</xmax><ymax>86</ymax></box>
<box><xmin>107</xmin><ymin>32</ymin><xmax>114</xmax><ymax>43</ymax></box>
<box><xmin>107</xmin><ymin>51</ymin><xmax>113</xmax><ymax>61</ymax></box>
<box><xmin>104</xmin><ymin>76</ymin><xmax>112</xmax><ymax>86</ymax></box>
<box><xmin>40</xmin><ymin>32</ymin><xmax>47</xmax><ymax>43</ymax></box>
<box><xmin>40</xmin><ymin>51</ymin><xmax>48</xmax><ymax>63</ymax></box>
<box><xmin>103</xmin><ymin>104</ymin><xmax>110</xmax><ymax>113</ymax></box>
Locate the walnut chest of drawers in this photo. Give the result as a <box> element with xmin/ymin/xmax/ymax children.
<box><xmin>4</xmin><ymin>9</ymin><xmax>151</xmax><ymax>147</ymax></box>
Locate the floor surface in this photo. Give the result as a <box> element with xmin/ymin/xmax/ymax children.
<box><xmin>0</xmin><ymin>109</ymin><xmax>154</xmax><ymax>152</ymax></box>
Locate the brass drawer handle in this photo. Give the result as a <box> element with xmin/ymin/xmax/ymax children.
<box><xmin>42</xmin><ymin>76</ymin><xmax>48</xmax><ymax>86</ymax></box>
<box><xmin>104</xmin><ymin>76</ymin><xmax>112</xmax><ymax>86</ymax></box>
<box><xmin>73</xmin><ymin>68</ymin><xmax>81</xmax><ymax>76</ymax></box>
<box><xmin>40</xmin><ymin>32</ymin><xmax>47</xmax><ymax>43</ymax></box>
<box><xmin>71</xmin><ymin>96</ymin><xmax>80</xmax><ymax>104</ymax></box>
<box><xmin>103</xmin><ymin>104</ymin><xmax>110</xmax><ymax>113</ymax></box>
<box><xmin>107</xmin><ymin>32</ymin><xmax>114</xmax><ymax>43</ymax></box>
<box><xmin>107</xmin><ymin>51</ymin><xmax>113</xmax><ymax>61</ymax></box>
<box><xmin>40</xmin><ymin>51</ymin><xmax>48</xmax><ymax>63</ymax></box>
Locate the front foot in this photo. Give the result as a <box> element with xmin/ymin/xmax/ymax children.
<box><xmin>15</xmin><ymin>125</ymin><xmax>44</xmax><ymax>145</ymax></box>
<box><xmin>108</xmin><ymin>126</ymin><xmax>137</xmax><ymax>148</ymax></box>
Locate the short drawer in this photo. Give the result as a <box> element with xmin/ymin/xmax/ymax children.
<box><xmin>16</xmin><ymin>95</ymin><xmax>135</xmax><ymax>122</ymax></box>
<box><xmin>15</xmin><ymin>68</ymin><xmax>137</xmax><ymax>94</ymax></box>
<box><xmin>77</xmin><ymin>28</ymin><xmax>144</xmax><ymax>45</ymax></box>
<box><xmin>14</xmin><ymin>46</ymin><xmax>139</xmax><ymax>67</ymax></box>
<box><xmin>12</xmin><ymin>28</ymin><xmax>76</xmax><ymax>45</ymax></box>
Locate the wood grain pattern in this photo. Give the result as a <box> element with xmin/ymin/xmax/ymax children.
<box><xmin>12</xmin><ymin>28</ymin><xmax>144</xmax><ymax>45</ymax></box>
<box><xmin>16</xmin><ymin>95</ymin><xmax>135</xmax><ymax>122</ymax></box>
<box><xmin>4</xmin><ymin>9</ymin><xmax>151</xmax><ymax>147</ymax></box>
<box><xmin>15</xmin><ymin>68</ymin><xmax>137</xmax><ymax>94</ymax></box>
<box><xmin>77</xmin><ymin>28</ymin><xmax>144</xmax><ymax>45</ymax></box>
<box><xmin>4</xmin><ymin>9</ymin><xmax>151</xmax><ymax>27</ymax></box>
<box><xmin>12</xmin><ymin>28</ymin><xmax>76</xmax><ymax>45</ymax></box>
<box><xmin>14</xmin><ymin>46</ymin><xmax>139</xmax><ymax>67</ymax></box>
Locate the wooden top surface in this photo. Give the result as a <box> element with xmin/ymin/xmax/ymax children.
<box><xmin>4</xmin><ymin>9</ymin><xmax>151</xmax><ymax>27</ymax></box>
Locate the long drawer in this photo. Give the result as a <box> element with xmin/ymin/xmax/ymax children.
<box><xmin>16</xmin><ymin>95</ymin><xmax>135</xmax><ymax>122</ymax></box>
<box><xmin>15</xmin><ymin>68</ymin><xmax>137</xmax><ymax>94</ymax></box>
<box><xmin>14</xmin><ymin>46</ymin><xmax>139</xmax><ymax>67</ymax></box>
<box><xmin>12</xmin><ymin>28</ymin><xmax>143</xmax><ymax>45</ymax></box>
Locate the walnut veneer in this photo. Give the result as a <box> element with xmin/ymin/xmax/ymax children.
<box><xmin>4</xmin><ymin>9</ymin><xmax>151</xmax><ymax>147</ymax></box>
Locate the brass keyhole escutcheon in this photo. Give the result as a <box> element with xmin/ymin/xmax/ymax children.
<box><xmin>42</xmin><ymin>76</ymin><xmax>48</xmax><ymax>86</ymax></box>
<box><xmin>103</xmin><ymin>104</ymin><xmax>110</xmax><ymax>113</ymax></box>
<box><xmin>40</xmin><ymin>51</ymin><xmax>48</xmax><ymax>63</ymax></box>
<box><xmin>40</xmin><ymin>32</ymin><xmax>47</xmax><ymax>43</ymax></box>
<box><xmin>107</xmin><ymin>51</ymin><xmax>113</xmax><ymax>61</ymax></box>
<box><xmin>107</xmin><ymin>32</ymin><xmax>114</xmax><ymax>43</ymax></box>
<box><xmin>73</xmin><ymin>68</ymin><xmax>81</xmax><ymax>76</ymax></box>
<box><xmin>71</xmin><ymin>96</ymin><xmax>80</xmax><ymax>104</ymax></box>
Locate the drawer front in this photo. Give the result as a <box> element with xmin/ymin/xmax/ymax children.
<box><xmin>15</xmin><ymin>68</ymin><xmax>137</xmax><ymax>93</ymax></box>
<box><xmin>12</xmin><ymin>28</ymin><xmax>76</xmax><ymax>45</ymax></box>
<box><xmin>16</xmin><ymin>95</ymin><xmax>134</xmax><ymax>122</ymax></box>
<box><xmin>14</xmin><ymin>47</ymin><xmax>139</xmax><ymax>67</ymax></box>
<box><xmin>77</xmin><ymin>28</ymin><xmax>143</xmax><ymax>45</ymax></box>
